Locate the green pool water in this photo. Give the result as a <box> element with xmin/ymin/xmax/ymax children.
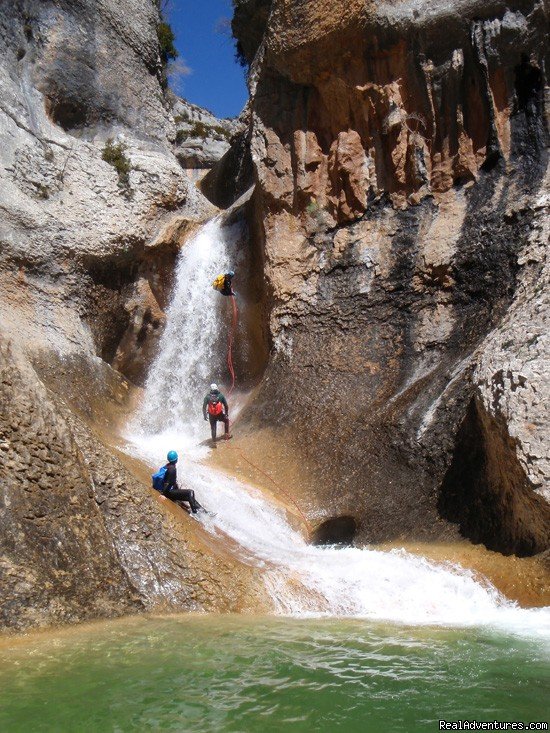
<box><xmin>0</xmin><ymin>615</ymin><xmax>548</xmax><ymax>732</ymax></box>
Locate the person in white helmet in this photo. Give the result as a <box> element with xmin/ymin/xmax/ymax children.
<box><xmin>202</xmin><ymin>383</ymin><xmax>231</xmax><ymax>441</ymax></box>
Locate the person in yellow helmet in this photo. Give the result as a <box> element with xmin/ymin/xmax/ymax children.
<box><xmin>212</xmin><ymin>270</ymin><xmax>235</xmax><ymax>296</ymax></box>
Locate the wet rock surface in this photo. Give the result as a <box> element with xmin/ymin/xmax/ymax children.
<box><xmin>0</xmin><ymin>337</ymin><xmax>141</xmax><ymax>632</ymax></box>
<box><xmin>231</xmin><ymin>0</ymin><xmax>549</xmax><ymax>553</ymax></box>
<box><xmin>0</xmin><ymin>0</ymin><xmax>261</xmax><ymax>633</ymax></box>
<box><xmin>0</xmin><ymin>337</ymin><xmax>268</xmax><ymax>633</ymax></box>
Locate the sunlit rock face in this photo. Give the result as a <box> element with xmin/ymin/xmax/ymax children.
<box><xmin>0</xmin><ymin>1</ymin><xmax>265</xmax><ymax>632</ymax></box>
<box><xmin>233</xmin><ymin>0</ymin><xmax>549</xmax><ymax>553</ymax></box>
<box><xmin>0</xmin><ymin>0</ymin><xmax>215</xmax><ymax>374</ymax></box>
<box><xmin>172</xmin><ymin>97</ymin><xmax>236</xmax><ymax>177</ymax></box>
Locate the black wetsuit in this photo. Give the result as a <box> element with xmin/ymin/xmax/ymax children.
<box><xmin>162</xmin><ymin>463</ymin><xmax>201</xmax><ymax>513</ymax></box>
<box><xmin>202</xmin><ymin>390</ymin><xmax>230</xmax><ymax>440</ymax></box>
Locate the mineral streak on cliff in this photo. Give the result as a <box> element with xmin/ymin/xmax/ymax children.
<box><xmin>227</xmin><ymin>0</ymin><xmax>550</xmax><ymax>553</ymax></box>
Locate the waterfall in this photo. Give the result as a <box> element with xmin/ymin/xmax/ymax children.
<box><xmin>133</xmin><ymin>218</ymin><xmax>240</xmax><ymax>448</ymax></box>
<box><xmin>126</xmin><ymin>219</ymin><xmax>550</xmax><ymax>636</ymax></box>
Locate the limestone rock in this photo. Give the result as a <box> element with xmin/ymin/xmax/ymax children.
<box><xmin>171</xmin><ymin>97</ymin><xmax>237</xmax><ymax>174</ymax></box>
<box><xmin>475</xmin><ymin>178</ymin><xmax>550</xmax><ymax>499</ymax></box>
<box><xmin>0</xmin><ymin>0</ymin><xmax>260</xmax><ymax>632</ymax></box>
<box><xmin>0</xmin><ymin>337</ymin><xmax>267</xmax><ymax>632</ymax></box>
<box><xmin>232</xmin><ymin>0</ymin><xmax>550</xmax><ymax>554</ymax></box>
<box><xmin>0</xmin><ymin>336</ymin><xmax>141</xmax><ymax>631</ymax></box>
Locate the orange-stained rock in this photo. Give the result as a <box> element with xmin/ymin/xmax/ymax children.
<box><xmin>230</xmin><ymin>0</ymin><xmax>550</xmax><ymax>555</ymax></box>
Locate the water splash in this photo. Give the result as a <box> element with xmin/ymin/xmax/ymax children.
<box><xmin>126</xmin><ymin>219</ymin><xmax>550</xmax><ymax>637</ymax></box>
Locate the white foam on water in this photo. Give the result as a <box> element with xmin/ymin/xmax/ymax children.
<box><xmin>125</xmin><ymin>219</ymin><xmax>550</xmax><ymax>639</ymax></box>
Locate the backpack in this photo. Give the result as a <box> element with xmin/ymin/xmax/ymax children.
<box><xmin>208</xmin><ymin>399</ymin><xmax>223</xmax><ymax>416</ymax></box>
<box><xmin>212</xmin><ymin>274</ymin><xmax>225</xmax><ymax>291</ymax></box>
<box><xmin>152</xmin><ymin>465</ymin><xmax>167</xmax><ymax>491</ymax></box>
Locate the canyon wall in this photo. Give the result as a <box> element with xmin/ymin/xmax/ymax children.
<box><xmin>229</xmin><ymin>0</ymin><xmax>549</xmax><ymax>553</ymax></box>
<box><xmin>1</xmin><ymin>0</ymin><xmax>548</xmax><ymax>632</ymax></box>
<box><xmin>0</xmin><ymin>0</ymin><xmax>267</xmax><ymax>632</ymax></box>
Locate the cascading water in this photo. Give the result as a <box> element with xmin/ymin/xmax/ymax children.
<box><xmin>127</xmin><ymin>219</ymin><xmax>550</xmax><ymax>637</ymax></box>
<box><xmin>132</xmin><ymin>218</ymin><xmax>240</xmax><ymax>450</ymax></box>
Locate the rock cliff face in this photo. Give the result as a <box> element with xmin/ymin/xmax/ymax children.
<box><xmin>1</xmin><ymin>0</ymin><xmax>548</xmax><ymax>632</ymax></box>
<box><xmin>229</xmin><ymin>0</ymin><xmax>549</xmax><ymax>554</ymax></box>
<box><xmin>0</xmin><ymin>0</ymin><xmax>215</xmax><ymax>379</ymax></box>
<box><xmin>0</xmin><ymin>0</ymin><xmax>268</xmax><ymax>632</ymax></box>
<box><xmin>172</xmin><ymin>96</ymin><xmax>235</xmax><ymax>176</ymax></box>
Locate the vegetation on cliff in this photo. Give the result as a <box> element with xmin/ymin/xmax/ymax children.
<box><xmin>102</xmin><ymin>139</ymin><xmax>132</xmax><ymax>191</ymax></box>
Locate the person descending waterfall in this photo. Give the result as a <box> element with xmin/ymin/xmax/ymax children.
<box><xmin>155</xmin><ymin>451</ymin><xmax>203</xmax><ymax>513</ymax></box>
<box><xmin>212</xmin><ymin>270</ymin><xmax>235</xmax><ymax>297</ymax></box>
<box><xmin>202</xmin><ymin>383</ymin><xmax>231</xmax><ymax>442</ymax></box>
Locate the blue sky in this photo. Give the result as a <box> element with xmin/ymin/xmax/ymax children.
<box><xmin>166</xmin><ymin>0</ymin><xmax>249</xmax><ymax>119</ymax></box>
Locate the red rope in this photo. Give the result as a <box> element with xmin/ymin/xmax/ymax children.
<box><xmin>226</xmin><ymin>443</ymin><xmax>311</xmax><ymax>532</ymax></box>
<box><xmin>226</xmin><ymin>294</ymin><xmax>238</xmax><ymax>396</ymax></box>
<box><xmin>222</xmin><ymin>294</ymin><xmax>310</xmax><ymax>532</ymax></box>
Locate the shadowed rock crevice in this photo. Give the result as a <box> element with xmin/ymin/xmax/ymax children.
<box><xmin>514</xmin><ymin>55</ymin><xmax>543</xmax><ymax>116</ymax></box>
<box><xmin>438</xmin><ymin>398</ymin><xmax>550</xmax><ymax>556</ymax></box>
<box><xmin>45</xmin><ymin>93</ymin><xmax>93</xmax><ymax>131</ymax></box>
<box><xmin>311</xmin><ymin>516</ymin><xmax>358</xmax><ymax>546</ymax></box>
<box><xmin>83</xmin><ymin>254</ymin><xmax>141</xmax><ymax>364</ymax></box>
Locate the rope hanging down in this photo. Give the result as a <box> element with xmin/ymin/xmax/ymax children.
<box><xmin>223</xmin><ymin>294</ymin><xmax>310</xmax><ymax>532</ymax></box>
<box><xmin>226</xmin><ymin>294</ymin><xmax>238</xmax><ymax>396</ymax></box>
<box><xmin>230</xmin><ymin>445</ymin><xmax>311</xmax><ymax>533</ymax></box>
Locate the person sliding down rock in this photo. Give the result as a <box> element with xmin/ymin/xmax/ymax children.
<box><xmin>212</xmin><ymin>271</ymin><xmax>235</xmax><ymax>296</ymax></box>
<box><xmin>202</xmin><ymin>384</ymin><xmax>231</xmax><ymax>442</ymax></box>
<box><xmin>161</xmin><ymin>451</ymin><xmax>202</xmax><ymax>513</ymax></box>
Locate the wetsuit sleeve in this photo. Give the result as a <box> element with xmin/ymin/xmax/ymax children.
<box><xmin>219</xmin><ymin>393</ymin><xmax>228</xmax><ymax>415</ymax></box>
<box><xmin>163</xmin><ymin>464</ymin><xmax>178</xmax><ymax>492</ymax></box>
<box><xmin>221</xmin><ymin>276</ymin><xmax>233</xmax><ymax>296</ymax></box>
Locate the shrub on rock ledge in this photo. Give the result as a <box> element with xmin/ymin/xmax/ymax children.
<box><xmin>102</xmin><ymin>139</ymin><xmax>132</xmax><ymax>191</ymax></box>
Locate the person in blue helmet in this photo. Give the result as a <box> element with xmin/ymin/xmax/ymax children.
<box><xmin>212</xmin><ymin>270</ymin><xmax>235</xmax><ymax>296</ymax></box>
<box><xmin>162</xmin><ymin>451</ymin><xmax>202</xmax><ymax>513</ymax></box>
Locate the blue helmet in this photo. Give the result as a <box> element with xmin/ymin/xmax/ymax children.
<box><xmin>167</xmin><ymin>450</ymin><xmax>178</xmax><ymax>463</ymax></box>
<box><xmin>228</xmin><ymin>270</ymin><xmax>235</xmax><ymax>278</ymax></box>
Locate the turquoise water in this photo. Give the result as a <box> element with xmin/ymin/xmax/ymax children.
<box><xmin>0</xmin><ymin>615</ymin><xmax>548</xmax><ymax>732</ymax></box>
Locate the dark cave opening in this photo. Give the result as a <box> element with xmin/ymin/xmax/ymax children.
<box><xmin>45</xmin><ymin>95</ymin><xmax>91</xmax><ymax>131</ymax></box>
<box><xmin>311</xmin><ymin>516</ymin><xmax>358</xmax><ymax>547</ymax></box>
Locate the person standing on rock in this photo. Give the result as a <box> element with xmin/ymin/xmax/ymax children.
<box><xmin>212</xmin><ymin>271</ymin><xmax>235</xmax><ymax>296</ymax></box>
<box><xmin>161</xmin><ymin>451</ymin><xmax>202</xmax><ymax>513</ymax></box>
<box><xmin>202</xmin><ymin>383</ymin><xmax>231</xmax><ymax>442</ymax></box>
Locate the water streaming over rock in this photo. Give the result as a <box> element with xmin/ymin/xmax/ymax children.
<box><xmin>127</xmin><ymin>219</ymin><xmax>550</xmax><ymax>636</ymax></box>
<box><xmin>134</xmin><ymin>218</ymin><xmax>238</xmax><ymax>442</ymax></box>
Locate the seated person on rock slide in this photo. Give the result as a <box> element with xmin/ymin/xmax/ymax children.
<box><xmin>162</xmin><ymin>451</ymin><xmax>202</xmax><ymax>514</ymax></box>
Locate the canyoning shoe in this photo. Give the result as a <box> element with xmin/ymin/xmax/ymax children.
<box><xmin>224</xmin><ymin>434</ymin><xmax>233</xmax><ymax>440</ymax></box>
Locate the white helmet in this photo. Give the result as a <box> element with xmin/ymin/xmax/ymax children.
<box><xmin>210</xmin><ymin>383</ymin><xmax>218</xmax><ymax>391</ymax></box>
